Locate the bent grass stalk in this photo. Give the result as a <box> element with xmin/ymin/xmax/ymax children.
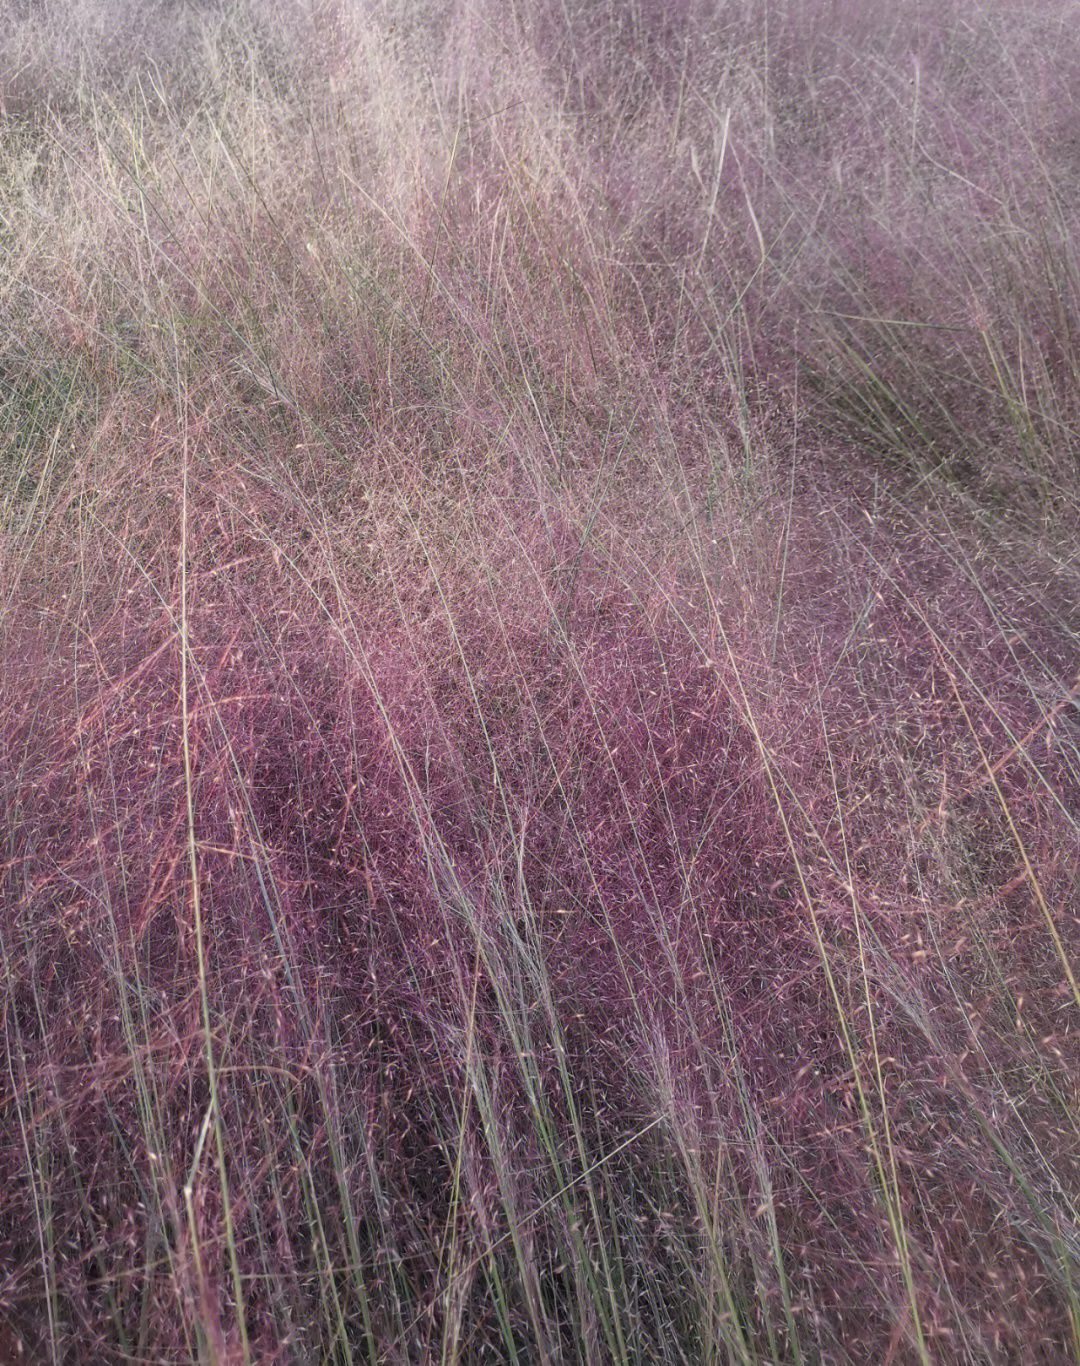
<box><xmin>177</xmin><ymin>366</ymin><xmax>250</xmax><ymax>1365</ymax></box>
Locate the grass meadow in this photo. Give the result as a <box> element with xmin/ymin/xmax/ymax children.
<box><xmin>3</xmin><ymin>0</ymin><xmax>1080</xmax><ymax>1360</ymax></box>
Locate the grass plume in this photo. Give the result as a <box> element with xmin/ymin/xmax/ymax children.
<box><xmin>2</xmin><ymin>0</ymin><xmax>1080</xmax><ymax>1360</ymax></box>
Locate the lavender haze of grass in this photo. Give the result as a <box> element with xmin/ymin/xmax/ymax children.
<box><xmin>2</xmin><ymin>0</ymin><xmax>1080</xmax><ymax>1361</ymax></box>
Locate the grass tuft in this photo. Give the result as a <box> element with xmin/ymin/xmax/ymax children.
<box><xmin>3</xmin><ymin>0</ymin><xmax>1080</xmax><ymax>1360</ymax></box>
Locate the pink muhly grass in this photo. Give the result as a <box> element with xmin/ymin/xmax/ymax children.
<box><xmin>2</xmin><ymin>0</ymin><xmax>1080</xmax><ymax>1361</ymax></box>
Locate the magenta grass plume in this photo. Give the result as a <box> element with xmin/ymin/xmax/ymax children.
<box><xmin>2</xmin><ymin>1</ymin><xmax>1080</xmax><ymax>1361</ymax></box>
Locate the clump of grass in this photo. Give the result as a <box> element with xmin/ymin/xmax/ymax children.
<box><xmin>2</xmin><ymin>0</ymin><xmax>1080</xmax><ymax>1361</ymax></box>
